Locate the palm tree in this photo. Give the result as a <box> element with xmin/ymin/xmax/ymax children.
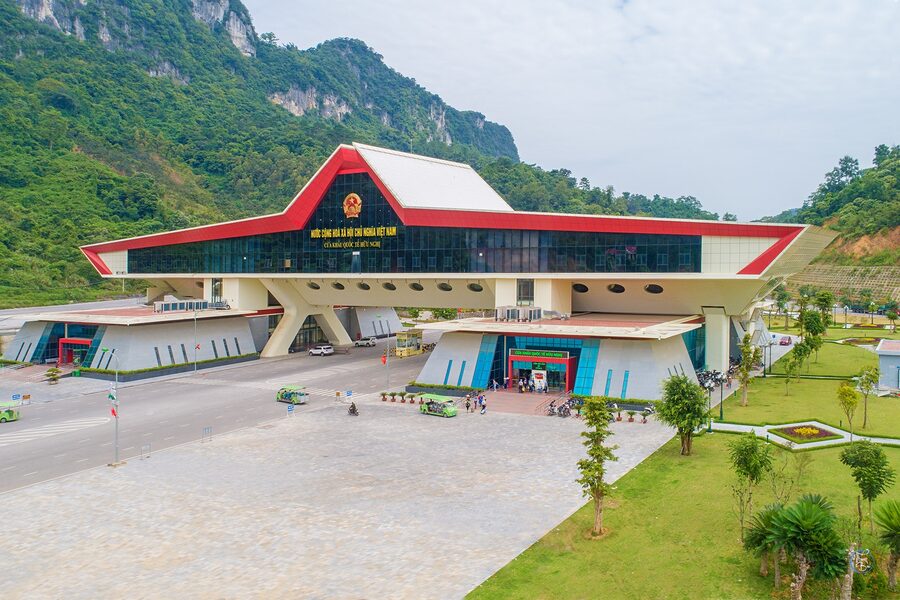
<box><xmin>874</xmin><ymin>500</ymin><xmax>900</xmax><ymax>590</ymax></box>
<box><xmin>744</xmin><ymin>503</ymin><xmax>784</xmax><ymax>587</ymax></box>
<box><xmin>769</xmin><ymin>494</ymin><xmax>846</xmax><ymax>600</ymax></box>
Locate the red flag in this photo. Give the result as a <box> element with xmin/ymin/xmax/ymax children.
<box><xmin>111</xmin><ymin>406</ymin><xmax>118</xmax><ymax>418</ymax></box>
<box><xmin>195</xmin><ymin>344</ymin><xmax>201</xmax><ymax>350</ymax></box>
<box><xmin>381</xmin><ymin>353</ymin><xmax>387</xmax><ymax>365</ymax></box>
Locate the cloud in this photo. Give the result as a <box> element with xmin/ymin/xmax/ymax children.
<box><xmin>243</xmin><ymin>0</ymin><xmax>900</xmax><ymax>219</ymax></box>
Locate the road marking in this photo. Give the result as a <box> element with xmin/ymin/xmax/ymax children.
<box><xmin>164</xmin><ymin>436</ymin><xmax>174</xmax><ymax>441</ymax></box>
<box><xmin>76</xmin><ymin>458</ymin><xmax>89</xmax><ymax>463</ymax></box>
<box><xmin>53</xmin><ymin>453</ymin><xmax>67</xmax><ymax>459</ymax></box>
<box><xmin>0</xmin><ymin>417</ymin><xmax>110</xmax><ymax>448</ymax></box>
<box><xmin>123</xmin><ymin>446</ymin><xmax>134</xmax><ymax>451</ymax></box>
<box><xmin>142</xmin><ymin>432</ymin><xmax>152</xmax><ymax>437</ymax></box>
<box><xmin>1</xmin><ymin>465</ymin><xmax>16</xmax><ymax>472</ymax></box>
<box><xmin>78</xmin><ymin>438</ymin><xmax>90</xmax><ymax>444</ymax></box>
<box><xmin>22</xmin><ymin>471</ymin><xmax>37</xmax><ymax>477</ymax></box>
<box><xmin>215</xmin><ymin>415</ymin><xmax>223</xmax><ymax>419</ymax></box>
<box><xmin>179</xmin><ymin>424</ymin><xmax>189</xmax><ymax>428</ymax></box>
<box><xmin>101</xmin><ymin>442</ymin><xmax>112</xmax><ymax>447</ymax></box>
<box><xmin>159</xmin><ymin>420</ymin><xmax>169</xmax><ymax>425</ymax></box>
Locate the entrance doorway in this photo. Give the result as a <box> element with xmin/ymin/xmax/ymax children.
<box><xmin>507</xmin><ymin>349</ymin><xmax>576</xmax><ymax>393</ymax></box>
<box><xmin>57</xmin><ymin>338</ymin><xmax>91</xmax><ymax>366</ymax></box>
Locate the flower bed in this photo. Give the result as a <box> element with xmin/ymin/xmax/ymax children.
<box><xmin>770</xmin><ymin>424</ymin><xmax>843</xmax><ymax>444</ymax></box>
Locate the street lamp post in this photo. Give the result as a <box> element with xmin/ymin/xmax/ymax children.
<box><xmin>718</xmin><ymin>372</ymin><xmax>725</xmax><ymax>421</ymax></box>
<box><xmin>100</xmin><ymin>348</ymin><xmax>121</xmax><ymax>465</ymax></box>
<box><xmin>706</xmin><ymin>385</ymin><xmax>713</xmax><ymax>432</ymax></box>
<box><xmin>193</xmin><ymin>310</ymin><xmax>198</xmax><ymax>373</ymax></box>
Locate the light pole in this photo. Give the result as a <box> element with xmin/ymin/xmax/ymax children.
<box><xmin>718</xmin><ymin>371</ymin><xmax>725</xmax><ymax>421</ymax></box>
<box><xmin>193</xmin><ymin>310</ymin><xmax>198</xmax><ymax>373</ymax></box>
<box><xmin>869</xmin><ymin>302</ymin><xmax>876</xmax><ymax>325</ymax></box>
<box><xmin>100</xmin><ymin>348</ymin><xmax>121</xmax><ymax>465</ymax></box>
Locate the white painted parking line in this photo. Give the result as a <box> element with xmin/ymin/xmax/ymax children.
<box><xmin>0</xmin><ymin>417</ymin><xmax>110</xmax><ymax>447</ymax></box>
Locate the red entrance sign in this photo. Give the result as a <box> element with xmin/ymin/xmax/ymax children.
<box><xmin>507</xmin><ymin>352</ymin><xmax>576</xmax><ymax>393</ymax></box>
<box><xmin>57</xmin><ymin>338</ymin><xmax>92</xmax><ymax>366</ymax></box>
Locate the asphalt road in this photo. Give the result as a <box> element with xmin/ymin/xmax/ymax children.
<box><xmin>0</xmin><ymin>336</ymin><xmax>433</xmax><ymax>494</ymax></box>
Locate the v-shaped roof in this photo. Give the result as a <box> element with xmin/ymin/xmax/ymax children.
<box><xmin>81</xmin><ymin>143</ymin><xmax>816</xmax><ymax>277</ymax></box>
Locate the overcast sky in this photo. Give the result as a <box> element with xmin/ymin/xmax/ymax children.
<box><xmin>243</xmin><ymin>0</ymin><xmax>900</xmax><ymax>220</ymax></box>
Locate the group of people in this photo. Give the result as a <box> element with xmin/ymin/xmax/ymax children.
<box><xmin>515</xmin><ymin>377</ymin><xmax>546</xmax><ymax>393</ymax></box>
<box><xmin>464</xmin><ymin>393</ymin><xmax>487</xmax><ymax>414</ymax></box>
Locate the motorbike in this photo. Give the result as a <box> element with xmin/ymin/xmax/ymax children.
<box><xmin>348</xmin><ymin>403</ymin><xmax>359</xmax><ymax>416</ymax></box>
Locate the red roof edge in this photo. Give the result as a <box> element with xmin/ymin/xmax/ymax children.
<box><xmin>737</xmin><ymin>227</ymin><xmax>803</xmax><ymax>275</ymax></box>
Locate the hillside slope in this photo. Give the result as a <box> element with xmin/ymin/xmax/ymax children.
<box><xmin>1</xmin><ymin>0</ymin><xmax>725</xmax><ymax>308</ymax></box>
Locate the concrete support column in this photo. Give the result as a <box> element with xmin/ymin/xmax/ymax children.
<box><xmin>494</xmin><ymin>279</ymin><xmax>516</xmax><ymax>307</ymax></box>
<box><xmin>534</xmin><ymin>279</ymin><xmax>571</xmax><ymax>315</ymax></box>
<box><xmin>223</xmin><ymin>278</ymin><xmax>268</xmax><ymax>310</ymax></box>
<box><xmin>259</xmin><ymin>279</ymin><xmax>353</xmax><ymax>357</ymax></box>
<box><xmin>260</xmin><ymin>279</ymin><xmax>309</xmax><ymax>358</ymax></box>
<box><xmin>703</xmin><ymin>307</ymin><xmax>730</xmax><ymax>373</ymax></box>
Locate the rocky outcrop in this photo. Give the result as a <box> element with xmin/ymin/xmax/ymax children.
<box><xmin>148</xmin><ymin>61</ymin><xmax>190</xmax><ymax>85</ymax></box>
<box><xmin>191</xmin><ymin>0</ymin><xmax>256</xmax><ymax>57</ymax></box>
<box><xmin>427</xmin><ymin>103</ymin><xmax>452</xmax><ymax>145</ymax></box>
<box><xmin>269</xmin><ymin>86</ymin><xmax>351</xmax><ymax>122</ymax></box>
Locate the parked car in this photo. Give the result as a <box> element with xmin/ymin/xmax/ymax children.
<box><xmin>779</xmin><ymin>336</ymin><xmax>792</xmax><ymax>346</ymax></box>
<box><xmin>308</xmin><ymin>344</ymin><xmax>334</xmax><ymax>356</ymax></box>
<box><xmin>354</xmin><ymin>337</ymin><xmax>377</xmax><ymax>347</ymax></box>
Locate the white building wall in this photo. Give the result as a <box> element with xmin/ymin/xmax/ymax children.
<box><xmin>591</xmin><ymin>336</ymin><xmax>697</xmax><ymax>400</ymax></box>
<box><xmin>416</xmin><ymin>332</ymin><xmax>483</xmax><ymax>387</ymax></box>
<box><xmin>91</xmin><ymin>317</ymin><xmax>256</xmax><ymax>371</ymax></box>
<box><xmin>352</xmin><ymin>307</ymin><xmax>402</xmax><ymax>339</ymax></box>
<box><xmin>98</xmin><ymin>250</ymin><xmax>128</xmax><ymax>275</ymax></box>
<box><xmin>2</xmin><ymin>321</ymin><xmax>48</xmax><ymax>362</ymax></box>
<box><xmin>701</xmin><ymin>236</ymin><xmax>778</xmax><ymax>273</ymax></box>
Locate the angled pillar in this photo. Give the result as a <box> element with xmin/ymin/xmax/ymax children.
<box><xmin>259</xmin><ymin>279</ymin><xmax>311</xmax><ymax>358</ymax></box>
<box><xmin>287</xmin><ymin>281</ymin><xmax>352</xmax><ymax>347</ymax></box>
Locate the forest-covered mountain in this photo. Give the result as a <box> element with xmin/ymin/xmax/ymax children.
<box><xmin>3</xmin><ymin>0</ymin><xmax>726</xmax><ymax>307</ymax></box>
<box><xmin>759</xmin><ymin>145</ymin><xmax>899</xmax><ymax>266</ymax></box>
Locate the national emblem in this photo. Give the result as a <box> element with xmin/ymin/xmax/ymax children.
<box><xmin>343</xmin><ymin>193</ymin><xmax>362</xmax><ymax>219</ymax></box>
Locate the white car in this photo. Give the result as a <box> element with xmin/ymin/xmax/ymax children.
<box><xmin>354</xmin><ymin>337</ymin><xmax>377</xmax><ymax>347</ymax></box>
<box><xmin>308</xmin><ymin>344</ymin><xmax>334</xmax><ymax>356</ymax></box>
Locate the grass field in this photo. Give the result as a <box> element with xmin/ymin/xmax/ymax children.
<box><xmin>720</xmin><ymin>377</ymin><xmax>900</xmax><ymax>438</ymax></box>
<box><xmin>768</xmin><ymin>323</ymin><xmax>899</xmax><ymax>340</ymax></box>
<box><xmin>768</xmin><ymin>339</ymin><xmax>878</xmax><ymax>378</ymax></box>
<box><xmin>469</xmin><ymin>435</ymin><xmax>900</xmax><ymax>600</ymax></box>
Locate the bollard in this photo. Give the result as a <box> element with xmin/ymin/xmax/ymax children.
<box><xmin>201</xmin><ymin>426</ymin><xmax>213</xmax><ymax>443</ymax></box>
<box><xmin>140</xmin><ymin>443</ymin><xmax>152</xmax><ymax>460</ymax></box>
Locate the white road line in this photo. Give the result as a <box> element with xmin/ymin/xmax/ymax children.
<box><xmin>215</xmin><ymin>415</ymin><xmax>223</xmax><ymax>419</ymax></box>
<box><xmin>1</xmin><ymin>465</ymin><xmax>16</xmax><ymax>472</ymax></box>
<box><xmin>178</xmin><ymin>424</ymin><xmax>189</xmax><ymax>428</ymax></box>
<box><xmin>142</xmin><ymin>432</ymin><xmax>152</xmax><ymax>437</ymax></box>
<box><xmin>0</xmin><ymin>417</ymin><xmax>110</xmax><ymax>447</ymax></box>
<box><xmin>100</xmin><ymin>442</ymin><xmax>112</xmax><ymax>447</ymax></box>
<box><xmin>123</xmin><ymin>446</ymin><xmax>134</xmax><ymax>451</ymax></box>
<box><xmin>164</xmin><ymin>436</ymin><xmax>174</xmax><ymax>441</ymax></box>
<box><xmin>22</xmin><ymin>471</ymin><xmax>37</xmax><ymax>477</ymax></box>
<box><xmin>77</xmin><ymin>438</ymin><xmax>90</xmax><ymax>444</ymax></box>
<box><xmin>53</xmin><ymin>453</ymin><xmax>67</xmax><ymax>459</ymax></box>
<box><xmin>76</xmin><ymin>458</ymin><xmax>89</xmax><ymax>463</ymax></box>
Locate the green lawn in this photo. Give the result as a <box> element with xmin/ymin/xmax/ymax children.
<box><xmin>769</xmin><ymin>339</ymin><xmax>878</xmax><ymax>378</ymax></box>
<box><xmin>469</xmin><ymin>435</ymin><xmax>900</xmax><ymax>600</ymax></box>
<box><xmin>721</xmin><ymin>377</ymin><xmax>900</xmax><ymax>438</ymax></box>
<box><xmin>768</xmin><ymin>324</ymin><xmax>899</xmax><ymax>341</ymax></box>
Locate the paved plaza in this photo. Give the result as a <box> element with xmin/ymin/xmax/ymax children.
<box><xmin>0</xmin><ymin>400</ymin><xmax>673</xmax><ymax>598</ymax></box>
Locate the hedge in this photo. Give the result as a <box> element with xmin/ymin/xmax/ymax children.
<box><xmin>81</xmin><ymin>353</ymin><xmax>259</xmax><ymax>376</ymax></box>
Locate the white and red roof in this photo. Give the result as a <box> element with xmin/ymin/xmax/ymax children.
<box><xmin>81</xmin><ymin>143</ymin><xmax>827</xmax><ymax>277</ymax></box>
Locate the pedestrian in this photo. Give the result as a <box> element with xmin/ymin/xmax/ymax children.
<box><xmin>465</xmin><ymin>398</ymin><xmax>471</xmax><ymax>413</ymax></box>
<box><xmin>480</xmin><ymin>400</ymin><xmax>487</xmax><ymax>415</ymax></box>
<box><xmin>492</xmin><ymin>378</ymin><xmax>499</xmax><ymax>392</ymax></box>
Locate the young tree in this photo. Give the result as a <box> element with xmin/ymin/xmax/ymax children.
<box><xmin>775</xmin><ymin>286</ymin><xmax>792</xmax><ymax>329</ymax></box>
<box><xmin>857</xmin><ymin>366</ymin><xmax>879</xmax><ymax>430</ymax></box>
<box><xmin>806</xmin><ymin>335</ymin><xmax>823</xmax><ymax>364</ymax></box>
<box><xmin>836</xmin><ymin>382</ymin><xmax>859</xmax><ymax>440</ymax></box>
<box><xmin>576</xmin><ymin>397</ymin><xmax>618</xmax><ymax>537</ymax></box>
<box><xmin>840</xmin><ymin>441</ymin><xmax>896</xmax><ymax>534</ymax></box>
<box><xmin>784</xmin><ymin>355</ymin><xmax>801</xmax><ymax>396</ymax></box>
<box><xmin>656</xmin><ymin>375</ymin><xmax>708</xmax><ymax>456</ymax></box>
<box><xmin>801</xmin><ymin>310</ymin><xmax>826</xmax><ymax>339</ymax></box>
<box><xmin>769</xmin><ymin>449</ymin><xmax>813</xmax><ymax>505</ymax></box>
<box><xmin>887</xmin><ymin>308</ymin><xmax>898</xmax><ymax>332</ymax></box>
<box><xmin>792</xmin><ymin>339</ymin><xmax>812</xmax><ymax>375</ymax></box>
<box><xmin>737</xmin><ymin>333</ymin><xmax>762</xmax><ymax>407</ymax></box>
<box><xmin>813</xmin><ymin>290</ymin><xmax>834</xmax><ymax>332</ymax></box>
<box><xmin>874</xmin><ymin>499</ymin><xmax>900</xmax><ymax>590</ymax></box>
<box><xmin>729</xmin><ymin>432</ymin><xmax>773</xmax><ymax>541</ymax></box>
<box><xmin>769</xmin><ymin>494</ymin><xmax>846</xmax><ymax>600</ymax></box>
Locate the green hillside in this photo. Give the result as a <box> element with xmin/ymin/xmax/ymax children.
<box><xmin>760</xmin><ymin>145</ymin><xmax>899</xmax><ymax>266</ymax></box>
<box><xmin>0</xmin><ymin>0</ymin><xmax>724</xmax><ymax>308</ymax></box>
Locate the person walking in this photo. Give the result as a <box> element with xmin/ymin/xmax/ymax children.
<box><xmin>465</xmin><ymin>397</ymin><xmax>471</xmax><ymax>413</ymax></box>
<box><xmin>480</xmin><ymin>398</ymin><xmax>487</xmax><ymax>415</ymax></box>
<box><xmin>492</xmin><ymin>378</ymin><xmax>499</xmax><ymax>392</ymax></box>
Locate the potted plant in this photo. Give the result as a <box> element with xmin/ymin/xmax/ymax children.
<box><xmin>616</xmin><ymin>409</ymin><xmax>623</xmax><ymax>421</ymax></box>
<box><xmin>380</xmin><ymin>391</ymin><xmax>387</xmax><ymax>402</ymax></box>
<box><xmin>45</xmin><ymin>366</ymin><xmax>62</xmax><ymax>385</ymax></box>
<box><xmin>641</xmin><ymin>410</ymin><xmax>649</xmax><ymax>424</ymax></box>
<box><xmin>389</xmin><ymin>392</ymin><xmax>397</xmax><ymax>402</ymax></box>
<box><xmin>626</xmin><ymin>410</ymin><xmax>636</xmax><ymax>422</ymax></box>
